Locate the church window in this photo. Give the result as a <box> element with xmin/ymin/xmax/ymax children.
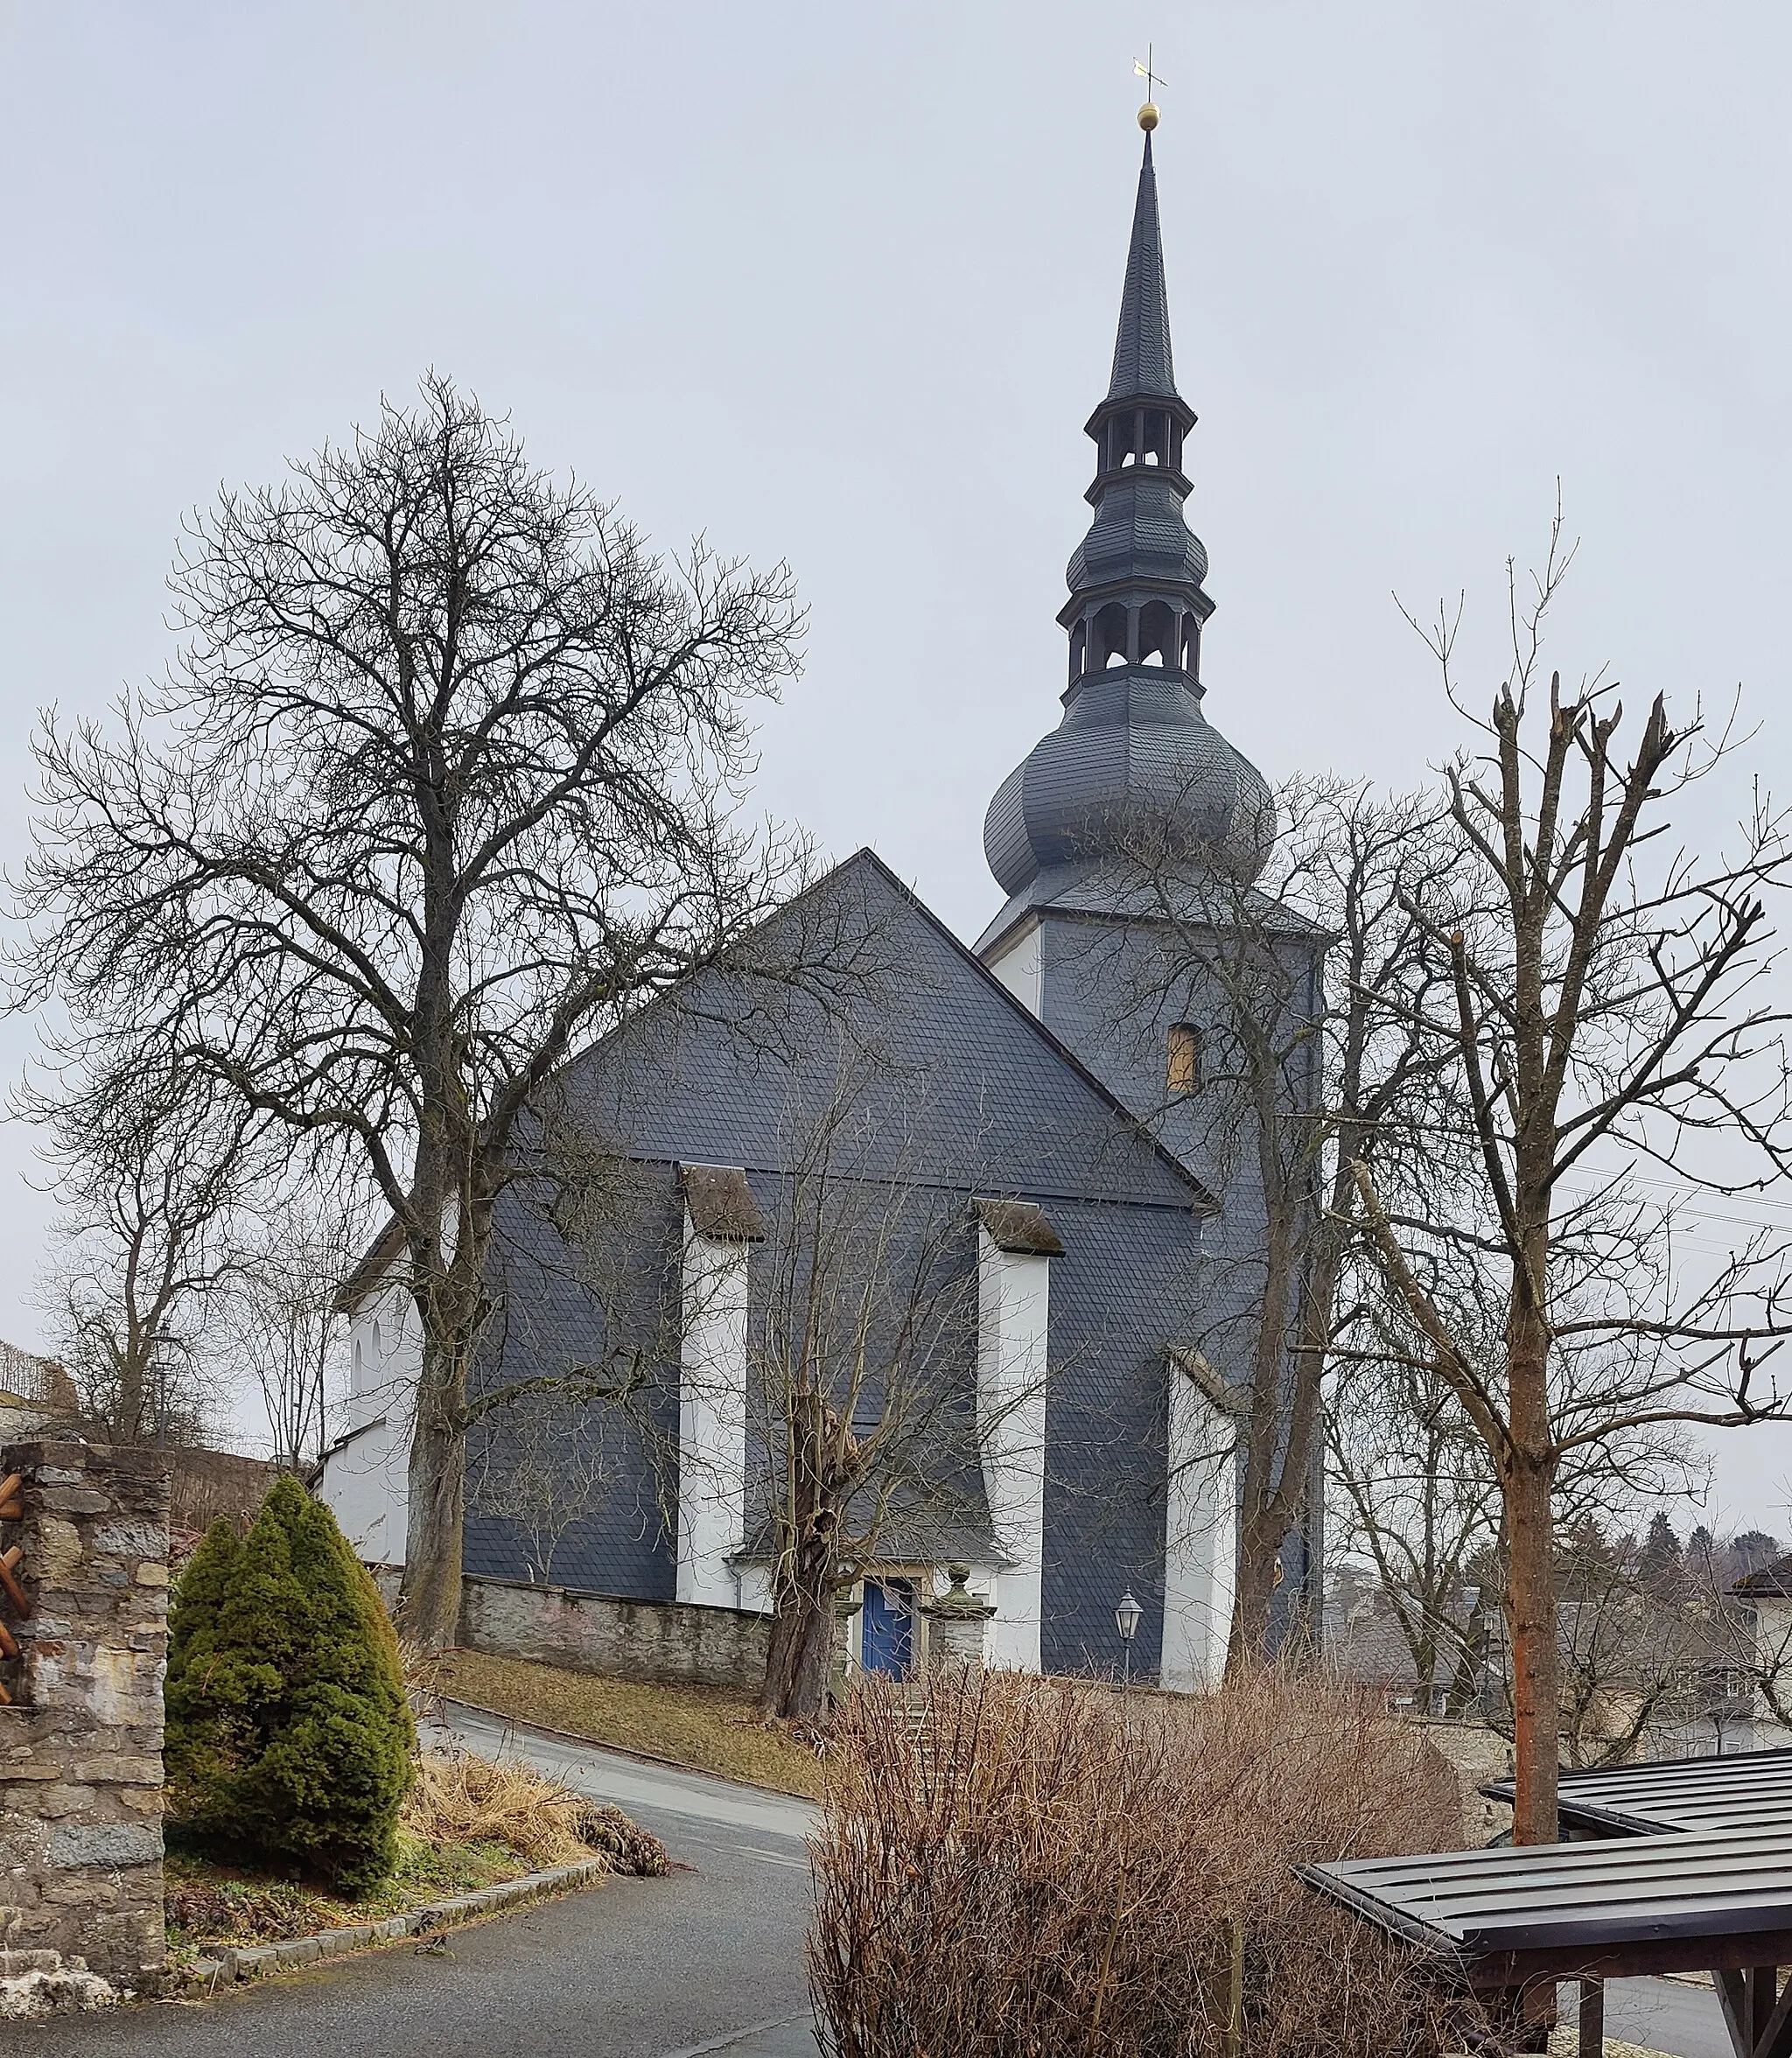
<box><xmin>1142</xmin><ymin>409</ymin><xmax>1169</xmax><ymax>466</ymax></box>
<box><xmin>1167</xmin><ymin>1022</ymin><xmax>1201</xmax><ymax>1097</ymax></box>
<box><xmin>1108</xmin><ymin>415</ymin><xmax>1134</xmax><ymax>470</ymax></box>
<box><xmin>1181</xmin><ymin>615</ymin><xmax>1200</xmax><ymax>676</ymax></box>
<box><xmin>1068</xmin><ymin>620</ymin><xmax>1088</xmax><ymax>682</ymax></box>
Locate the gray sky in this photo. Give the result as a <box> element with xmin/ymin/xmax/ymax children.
<box><xmin>1</xmin><ymin>2</ymin><xmax>1788</xmax><ymax>1527</ymax></box>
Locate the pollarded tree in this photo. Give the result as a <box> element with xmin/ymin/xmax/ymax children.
<box><xmin>1354</xmin><ymin>515</ymin><xmax>1792</xmax><ymax>1843</ymax></box>
<box><xmin>11</xmin><ymin>374</ymin><xmax>808</xmax><ymax>1647</ymax></box>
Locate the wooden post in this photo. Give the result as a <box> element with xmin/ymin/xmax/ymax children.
<box><xmin>1578</xmin><ymin>1977</ymin><xmax>1604</xmax><ymax>2057</ymax></box>
<box><xmin>1224</xmin><ymin>1914</ymin><xmax>1244</xmax><ymax>2058</ymax></box>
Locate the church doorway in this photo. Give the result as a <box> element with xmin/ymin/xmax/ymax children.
<box><xmin>859</xmin><ymin>1577</ymin><xmax>915</xmax><ymax>1676</ymax></box>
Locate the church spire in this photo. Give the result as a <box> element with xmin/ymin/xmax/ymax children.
<box><xmin>1107</xmin><ymin>135</ymin><xmax>1177</xmax><ymax>403</ymax></box>
<box><xmin>979</xmin><ymin>115</ymin><xmax>1274</xmax><ymax>918</ymax></box>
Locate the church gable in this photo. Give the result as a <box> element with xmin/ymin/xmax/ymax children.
<box><xmin>561</xmin><ymin>847</ymin><xmax>1213</xmax><ymax>1214</ymax></box>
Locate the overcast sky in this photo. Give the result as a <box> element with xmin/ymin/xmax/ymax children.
<box><xmin>1</xmin><ymin>1</ymin><xmax>1788</xmax><ymax>1526</ymax></box>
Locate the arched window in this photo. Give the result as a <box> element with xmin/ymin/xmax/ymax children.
<box><xmin>1108</xmin><ymin>415</ymin><xmax>1134</xmax><ymax>471</ymax></box>
<box><xmin>1093</xmin><ymin>602</ymin><xmax>1130</xmax><ymax>668</ymax></box>
<box><xmin>1138</xmin><ymin>600</ymin><xmax>1176</xmax><ymax>668</ymax></box>
<box><xmin>1142</xmin><ymin>409</ymin><xmax>1169</xmax><ymax>466</ymax></box>
<box><xmin>1167</xmin><ymin>1022</ymin><xmax>1201</xmax><ymax>1097</ymax></box>
<box><xmin>1068</xmin><ymin>620</ymin><xmax>1088</xmax><ymax>683</ymax></box>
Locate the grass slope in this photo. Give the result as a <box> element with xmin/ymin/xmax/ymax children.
<box><xmin>432</xmin><ymin>1649</ymin><xmax>825</xmax><ymax>1800</ymax></box>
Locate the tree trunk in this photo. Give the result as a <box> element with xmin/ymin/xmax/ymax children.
<box><xmin>1227</xmin><ymin>1504</ymin><xmax>1286</xmax><ymax>1676</ymax></box>
<box><xmin>399</xmin><ymin>1326</ymin><xmax>469</xmax><ymax>1651</ymax></box>
<box><xmin>760</xmin><ymin>1543</ymin><xmax>837</xmax><ymax>1720</ymax></box>
<box><xmin>1504</xmin><ymin>1449</ymin><xmax>1560</xmax><ymax>1844</ymax></box>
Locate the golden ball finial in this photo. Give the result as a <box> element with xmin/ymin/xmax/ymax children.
<box><xmin>1138</xmin><ymin>101</ymin><xmax>1159</xmax><ymax>132</ymax></box>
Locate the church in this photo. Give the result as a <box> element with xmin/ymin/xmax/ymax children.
<box><xmin>320</xmin><ymin>116</ymin><xmax>1324</xmax><ymax>1690</ymax></box>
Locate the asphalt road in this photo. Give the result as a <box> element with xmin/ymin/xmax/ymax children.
<box><xmin>0</xmin><ymin>1707</ymin><xmax>1743</xmax><ymax>2058</ymax></box>
<box><xmin>0</xmin><ymin>1705</ymin><xmax>822</xmax><ymax>2058</ymax></box>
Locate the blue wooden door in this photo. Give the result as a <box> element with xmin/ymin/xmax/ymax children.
<box><xmin>860</xmin><ymin>1578</ymin><xmax>914</xmax><ymax>1676</ymax></box>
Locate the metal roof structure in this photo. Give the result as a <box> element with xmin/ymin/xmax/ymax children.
<box><xmin>1493</xmin><ymin>1748</ymin><xmax>1792</xmax><ymax>1840</ymax></box>
<box><xmin>1300</xmin><ymin>1751</ymin><xmax>1792</xmax><ymax>2057</ymax></box>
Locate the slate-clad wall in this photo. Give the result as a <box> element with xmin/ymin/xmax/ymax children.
<box><xmin>458</xmin><ymin>857</ymin><xmax>1214</xmax><ymax>1682</ymax></box>
<box><xmin>0</xmin><ymin>1441</ymin><xmax>169</xmax><ymax>1988</ymax></box>
<box><xmin>1032</xmin><ymin>907</ymin><xmax>1328</xmax><ymax>1644</ymax></box>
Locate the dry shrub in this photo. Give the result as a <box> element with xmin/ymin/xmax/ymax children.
<box><xmin>403</xmin><ymin>1748</ymin><xmax>668</xmax><ymax>1876</ymax></box>
<box><xmin>808</xmin><ymin>1668</ymin><xmax>1474</xmax><ymax>2058</ymax></box>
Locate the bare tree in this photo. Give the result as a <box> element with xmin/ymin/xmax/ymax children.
<box><xmin>219</xmin><ymin>1194</ymin><xmax>369</xmax><ymax>1469</ymax></box>
<box><xmin>26</xmin><ymin>1047</ymin><xmax>255</xmax><ymax>1445</ymax></box>
<box><xmin>10</xmin><ymin>375</ymin><xmax>811</xmax><ymax>1645</ymax></box>
<box><xmin>470</xmin><ymin>1386</ymin><xmax>617</xmax><ymax>1585</ymax></box>
<box><xmin>743</xmin><ymin>1054</ymin><xmax>1009</xmax><ymax>1722</ymax></box>
<box><xmin>1353</xmin><ymin>514</ymin><xmax>1792</xmax><ymax>1842</ymax></box>
<box><xmin>1109</xmin><ymin>779</ymin><xmax>1457</xmax><ymax>1666</ymax></box>
<box><xmin>1327</xmin><ymin>1341</ymin><xmax>1498</xmax><ymax>1713</ymax></box>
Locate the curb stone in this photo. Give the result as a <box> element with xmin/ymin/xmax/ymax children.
<box><xmin>180</xmin><ymin>1858</ymin><xmax>609</xmax><ymax>1992</ymax></box>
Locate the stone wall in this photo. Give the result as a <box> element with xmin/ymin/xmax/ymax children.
<box><xmin>369</xmin><ymin>1567</ymin><xmax>770</xmax><ymax>1690</ymax></box>
<box><xmin>0</xmin><ymin>1441</ymin><xmax>170</xmax><ymax>1990</ymax></box>
<box><xmin>464</xmin><ymin>1574</ymin><xmax>769</xmax><ymax>1689</ymax></box>
<box><xmin>166</xmin><ymin>1448</ymin><xmax>278</xmax><ymax>1537</ymax></box>
<box><xmin>1411</xmin><ymin>1716</ymin><xmax>1514</xmax><ymax>1844</ymax></box>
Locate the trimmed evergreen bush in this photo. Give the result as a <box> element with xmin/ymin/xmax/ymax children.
<box><xmin>165</xmin><ymin>1477</ymin><xmax>416</xmax><ymax>1894</ymax></box>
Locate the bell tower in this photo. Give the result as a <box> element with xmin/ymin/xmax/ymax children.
<box><xmin>977</xmin><ymin>118</ymin><xmax>1278</xmax><ymax>1141</ymax></box>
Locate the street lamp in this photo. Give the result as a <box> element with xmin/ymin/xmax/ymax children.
<box><xmin>1115</xmin><ymin>1589</ymin><xmax>1142</xmax><ymax>1690</ymax></box>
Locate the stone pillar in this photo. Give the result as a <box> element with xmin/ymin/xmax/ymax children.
<box><xmin>829</xmin><ymin>1582</ymin><xmax>862</xmax><ymax>1708</ymax></box>
<box><xmin>920</xmin><ymin>1564</ymin><xmax>997</xmax><ymax>1670</ymax></box>
<box><xmin>0</xmin><ymin>1441</ymin><xmax>170</xmax><ymax>1992</ymax></box>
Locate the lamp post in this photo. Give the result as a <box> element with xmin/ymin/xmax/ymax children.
<box><xmin>1115</xmin><ymin>1589</ymin><xmax>1142</xmax><ymax>1690</ymax></box>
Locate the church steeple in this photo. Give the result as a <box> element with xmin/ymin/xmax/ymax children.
<box><xmin>1106</xmin><ymin>133</ymin><xmax>1177</xmax><ymax>404</ymax></box>
<box><xmin>980</xmin><ymin>122</ymin><xmax>1272</xmax><ymax>919</ymax></box>
<box><xmin>1060</xmin><ymin>129</ymin><xmax>1212</xmax><ymax>692</ymax></box>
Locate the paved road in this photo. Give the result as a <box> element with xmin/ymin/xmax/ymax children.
<box><xmin>0</xmin><ymin>1706</ymin><xmax>1741</xmax><ymax>2058</ymax></box>
<box><xmin>0</xmin><ymin>1705</ymin><xmax>822</xmax><ymax>2058</ymax></box>
<box><xmin>1605</xmin><ymin>1975</ymin><xmax>1734</xmax><ymax>2058</ymax></box>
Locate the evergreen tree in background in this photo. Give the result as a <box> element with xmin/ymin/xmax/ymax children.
<box><xmin>164</xmin><ymin>1478</ymin><xmax>415</xmax><ymax>1894</ymax></box>
<box><xmin>1639</xmin><ymin>1510</ymin><xmax>1684</xmax><ymax>1592</ymax></box>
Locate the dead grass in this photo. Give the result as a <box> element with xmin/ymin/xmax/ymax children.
<box><xmin>430</xmin><ymin>1648</ymin><xmax>825</xmax><ymax>1799</ymax></box>
<box><xmin>410</xmin><ymin>1745</ymin><xmax>670</xmax><ymax>1879</ymax></box>
<box><xmin>165</xmin><ymin>1744</ymin><xmax>668</xmax><ymax>1951</ymax></box>
<box><xmin>810</xmin><ymin>1667</ymin><xmax>1477</xmax><ymax>2058</ymax></box>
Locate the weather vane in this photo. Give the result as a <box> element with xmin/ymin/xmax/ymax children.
<box><xmin>1133</xmin><ymin>45</ymin><xmax>1166</xmax><ymax>131</ymax></box>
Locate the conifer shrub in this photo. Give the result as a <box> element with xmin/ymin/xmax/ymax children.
<box><xmin>165</xmin><ymin>1477</ymin><xmax>416</xmax><ymax>1895</ymax></box>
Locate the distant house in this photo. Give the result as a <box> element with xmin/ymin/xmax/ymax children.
<box><xmin>1733</xmin><ymin>1554</ymin><xmax>1792</xmax><ymax>1748</ymax></box>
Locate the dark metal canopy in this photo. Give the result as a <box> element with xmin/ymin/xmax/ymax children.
<box><xmin>1300</xmin><ymin>1750</ymin><xmax>1792</xmax><ymax>2058</ymax></box>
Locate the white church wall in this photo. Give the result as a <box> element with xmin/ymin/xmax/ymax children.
<box><xmin>321</xmin><ymin>1275</ymin><xmax>415</xmax><ymax>1567</ymax></box>
<box><xmin>677</xmin><ymin>1214</ymin><xmax>750</xmax><ymax>1609</ymax></box>
<box><xmin>1160</xmin><ymin>1357</ymin><xmax>1236</xmax><ymax>1692</ymax></box>
<box><xmin>976</xmin><ymin>1225</ymin><xmax>1050</xmax><ymax>1670</ymax></box>
<box><xmin>984</xmin><ymin>917</ymin><xmax>1042</xmax><ymax>1017</ymax></box>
